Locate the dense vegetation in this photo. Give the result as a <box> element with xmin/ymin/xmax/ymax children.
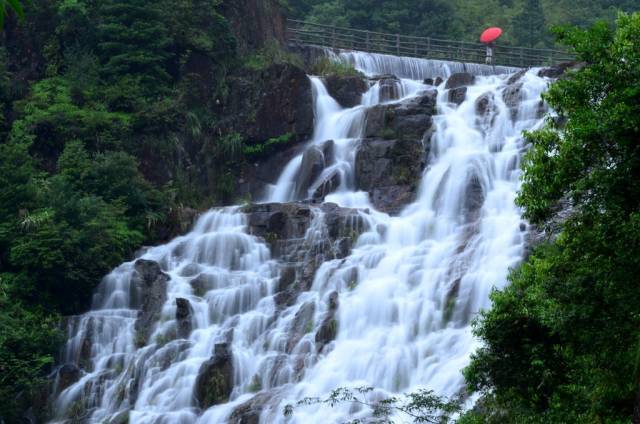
<box><xmin>282</xmin><ymin>0</ymin><xmax>640</xmax><ymax>48</ymax></box>
<box><xmin>0</xmin><ymin>0</ymin><xmax>240</xmax><ymax>419</ymax></box>
<box><xmin>463</xmin><ymin>12</ymin><xmax>640</xmax><ymax>423</ymax></box>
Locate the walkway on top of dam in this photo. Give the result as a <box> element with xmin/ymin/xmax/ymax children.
<box><xmin>286</xmin><ymin>19</ymin><xmax>574</xmax><ymax>68</ymax></box>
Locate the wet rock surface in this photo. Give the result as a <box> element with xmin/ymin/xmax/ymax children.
<box><xmin>445</xmin><ymin>73</ymin><xmax>475</xmax><ymax>105</ymax></box>
<box><xmin>195</xmin><ymin>343</ymin><xmax>234</xmax><ymax>408</ymax></box>
<box><xmin>355</xmin><ymin>137</ymin><xmax>428</xmax><ymax>214</ymax></box>
<box><xmin>364</xmin><ymin>89</ymin><xmax>436</xmax><ymax>141</ymax></box>
<box><xmin>243</xmin><ymin>202</ymin><xmax>368</xmax><ymax>308</ymax></box>
<box><xmin>448</xmin><ymin>86</ymin><xmax>467</xmax><ymax>105</ymax></box>
<box><xmin>133</xmin><ymin>259</ymin><xmax>169</xmax><ymax>347</ymax></box>
<box><xmin>54</xmin><ymin>363</ymin><xmax>82</xmax><ymax>394</ymax></box>
<box><xmin>445</xmin><ymin>72</ymin><xmax>475</xmax><ymax>89</ymax></box>
<box><xmin>295</xmin><ymin>146</ymin><xmax>327</xmax><ymax>199</ymax></box>
<box><xmin>324</xmin><ymin>74</ymin><xmax>369</xmax><ymax>108</ymax></box>
<box><xmin>315</xmin><ymin>291</ymin><xmax>339</xmax><ymax>353</ymax></box>
<box><xmin>175</xmin><ymin>298</ymin><xmax>194</xmax><ymax>339</ymax></box>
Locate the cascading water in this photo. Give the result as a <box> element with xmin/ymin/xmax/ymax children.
<box><xmin>51</xmin><ymin>51</ymin><xmax>550</xmax><ymax>423</ymax></box>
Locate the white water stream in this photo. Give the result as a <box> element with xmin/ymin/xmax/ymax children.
<box><xmin>50</xmin><ymin>51</ymin><xmax>549</xmax><ymax>423</ymax></box>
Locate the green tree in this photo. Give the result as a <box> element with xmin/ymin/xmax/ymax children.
<box><xmin>97</xmin><ymin>0</ymin><xmax>172</xmax><ymax>101</ymax></box>
<box><xmin>464</xmin><ymin>12</ymin><xmax>640</xmax><ymax>422</ymax></box>
<box><xmin>513</xmin><ymin>0</ymin><xmax>548</xmax><ymax>47</ymax></box>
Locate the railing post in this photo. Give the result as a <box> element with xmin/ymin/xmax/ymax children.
<box><xmin>396</xmin><ymin>34</ymin><xmax>400</xmax><ymax>55</ymax></box>
<box><xmin>366</xmin><ymin>30</ymin><xmax>370</xmax><ymax>51</ymax></box>
<box><xmin>520</xmin><ymin>47</ymin><xmax>524</xmax><ymax>67</ymax></box>
<box><xmin>332</xmin><ymin>26</ymin><xmax>336</xmax><ymax>49</ymax></box>
<box><xmin>414</xmin><ymin>40</ymin><xmax>418</xmax><ymax>57</ymax></box>
<box><xmin>427</xmin><ymin>37</ymin><xmax>431</xmax><ymax>57</ymax></box>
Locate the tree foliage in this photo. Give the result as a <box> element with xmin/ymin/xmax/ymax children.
<box><xmin>286</xmin><ymin>0</ymin><xmax>640</xmax><ymax>47</ymax></box>
<box><xmin>464</xmin><ymin>12</ymin><xmax>640</xmax><ymax>423</ymax></box>
<box><xmin>0</xmin><ymin>0</ymin><xmax>240</xmax><ymax>420</ymax></box>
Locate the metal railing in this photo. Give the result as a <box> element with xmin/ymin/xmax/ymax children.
<box><xmin>286</xmin><ymin>19</ymin><xmax>573</xmax><ymax>68</ymax></box>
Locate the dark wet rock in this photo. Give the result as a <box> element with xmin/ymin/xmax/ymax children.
<box><xmin>229</xmin><ymin>389</ymin><xmax>282</xmax><ymax>424</ymax></box>
<box><xmin>133</xmin><ymin>259</ymin><xmax>169</xmax><ymax>347</ymax></box>
<box><xmin>243</xmin><ymin>202</ymin><xmax>367</xmax><ymax>308</ymax></box>
<box><xmin>276</xmin><ymin>266</ymin><xmax>297</xmax><ymax>292</ymax></box>
<box><xmin>194</xmin><ymin>343</ymin><xmax>234</xmax><ymax>408</ymax></box>
<box><xmin>423</xmin><ymin>78</ymin><xmax>434</xmax><ymax>85</ymax></box>
<box><xmin>502</xmin><ymin>82</ymin><xmax>524</xmax><ymax>120</ymax></box>
<box><xmin>378</xmin><ymin>75</ymin><xmax>402</xmax><ymax>102</ymax></box>
<box><xmin>286</xmin><ymin>301</ymin><xmax>316</xmax><ymax>352</ymax></box>
<box><xmin>448</xmin><ymin>86</ymin><xmax>467</xmax><ymax>105</ymax></box>
<box><xmin>239</xmin><ymin>141</ymin><xmax>307</xmax><ymax>201</ymax></box>
<box><xmin>324</xmin><ymin>74</ymin><xmax>368</xmax><ymax>108</ymax></box>
<box><xmin>179</xmin><ymin>263</ymin><xmax>201</xmax><ymax>277</ymax></box>
<box><xmin>55</xmin><ymin>363</ymin><xmax>82</xmax><ymax>394</ymax></box>
<box><xmin>176</xmin><ymin>298</ymin><xmax>194</xmax><ymax>339</ymax></box>
<box><xmin>364</xmin><ymin>89</ymin><xmax>436</xmax><ymax>141</ymax></box>
<box><xmin>311</xmin><ymin>169</ymin><xmax>341</xmax><ymax>201</ymax></box>
<box><xmin>475</xmin><ymin>92</ymin><xmax>497</xmax><ymax>117</ymax></box>
<box><xmin>320</xmin><ymin>139</ymin><xmax>336</xmax><ymax>165</ymax></box>
<box><xmin>506</xmin><ymin>69</ymin><xmax>527</xmax><ymax>85</ymax></box>
<box><xmin>355</xmin><ymin>137</ymin><xmax>428</xmax><ymax>214</ymax></box>
<box><xmin>435</xmin><ymin>76</ymin><xmax>444</xmax><ymax>86</ymax></box>
<box><xmin>315</xmin><ymin>291</ymin><xmax>339</xmax><ymax>352</ymax></box>
<box><xmin>445</xmin><ymin>72</ymin><xmax>475</xmax><ymax>89</ymax></box>
<box><xmin>537</xmin><ymin>61</ymin><xmax>584</xmax><ymax>79</ymax></box>
<box><xmin>463</xmin><ymin>174</ymin><xmax>486</xmax><ymax>222</ymax></box>
<box><xmin>191</xmin><ymin>273</ymin><xmax>218</xmax><ymax>297</ymax></box>
<box><xmin>243</xmin><ymin>203</ymin><xmax>313</xmax><ymax>252</ymax></box>
<box><xmin>295</xmin><ymin>146</ymin><xmax>326</xmax><ymax>199</ymax></box>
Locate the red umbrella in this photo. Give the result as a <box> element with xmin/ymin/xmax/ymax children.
<box><xmin>480</xmin><ymin>27</ymin><xmax>503</xmax><ymax>44</ymax></box>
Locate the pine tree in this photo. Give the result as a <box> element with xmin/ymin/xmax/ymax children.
<box><xmin>97</xmin><ymin>0</ymin><xmax>172</xmax><ymax>96</ymax></box>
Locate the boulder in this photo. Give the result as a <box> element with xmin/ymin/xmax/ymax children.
<box><xmin>502</xmin><ymin>82</ymin><xmax>523</xmax><ymax>110</ymax></box>
<box><xmin>378</xmin><ymin>76</ymin><xmax>402</xmax><ymax>102</ymax></box>
<box><xmin>295</xmin><ymin>146</ymin><xmax>326</xmax><ymax>199</ymax></box>
<box><xmin>475</xmin><ymin>92</ymin><xmax>496</xmax><ymax>117</ymax></box>
<box><xmin>54</xmin><ymin>363</ymin><xmax>82</xmax><ymax>394</ymax></box>
<box><xmin>448</xmin><ymin>86</ymin><xmax>467</xmax><ymax>105</ymax></box>
<box><xmin>445</xmin><ymin>72</ymin><xmax>475</xmax><ymax>89</ymax></box>
<box><xmin>537</xmin><ymin>61</ymin><xmax>584</xmax><ymax>79</ymax></box>
<box><xmin>175</xmin><ymin>298</ymin><xmax>194</xmax><ymax>339</ymax></box>
<box><xmin>364</xmin><ymin>89</ymin><xmax>436</xmax><ymax>141</ymax></box>
<box><xmin>194</xmin><ymin>343</ymin><xmax>234</xmax><ymax>408</ymax></box>
<box><xmin>311</xmin><ymin>169</ymin><xmax>341</xmax><ymax>201</ymax></box>
<box><xmin>320</xmin><ymin>139</ymin><xmax>335</xmax><ymax>164</ymax></box>
<box><xmin>229</xmin><ymin>390</ymin><xmax>282</xmax><ymax>424</ymax></box>
<box><xmin>286</xmin><ymin>301</ymin><xmax>316</xmax><ymax>352</ymax></box>
<box><xmin>243</xmin><ymin>202</ymin><xmax>366</xmax><ymax>307</ymax></box>
<box><xmin>133</xmin><ymin>260</ymin><xmax>169</xmax><ymax>347</ymax></box>
<box><xmin>355</xmin><ymin>137</ymin><xmax>428</xmax><ymax>214</ymax></box>
<box><xmin>324</xmin><ymin>74</ymin><xmax>368</xmax><ymax>108</ymax></box>
<box><xmin>506</xmin><ymin>69</ymin><xmax>527</xmax><ymax>86</ymax></box>
<box><xmin>462</xmin><ymin>174</ymin><xmax>486</xmax><ymax>223</ymax></box>
<box><xmin>315</xmin><ymin>291</ymin><xmax>339</xmax><ymax>352</ymax></box>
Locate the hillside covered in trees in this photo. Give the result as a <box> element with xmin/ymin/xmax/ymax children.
<box><xmin>282</xmin><ymin>0</ymin><xmax>640</xmax><ymax>47</ymax></box>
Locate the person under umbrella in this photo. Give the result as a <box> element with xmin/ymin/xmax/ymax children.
<box><xmin>480</xmin><ymin>27</ymin><xmax>503</xmax><ymax>65</ymax></box>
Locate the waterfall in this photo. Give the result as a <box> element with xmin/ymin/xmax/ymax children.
<box><xmin>50</xmin><ymin>52</ymin><xmax>549</xmax><ymax>423</ymax></box>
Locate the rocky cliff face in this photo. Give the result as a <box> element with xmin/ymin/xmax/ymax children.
<box><xmin>219</xmin><ymin>0</ymin><xmax>286</xmax><ymax>54</ymax></box>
